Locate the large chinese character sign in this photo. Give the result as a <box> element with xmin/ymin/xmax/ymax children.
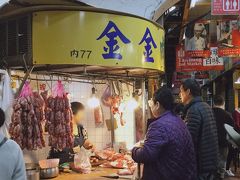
<box><xmin>97</xmin><ymin>21</ymin><xmax>131</xmax><ymax>60</ymax></box>
<box><xmin>32</xmin><ymin>11</ymin><xmax>165</xmax><ymax>72</ymax></box>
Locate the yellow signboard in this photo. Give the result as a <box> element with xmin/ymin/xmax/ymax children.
<box><xmin>32</xmin><ymin>11</ymin><xmax>165</xmax><ymax>72</ymax></box>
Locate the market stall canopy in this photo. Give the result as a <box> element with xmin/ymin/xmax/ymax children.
<box><xmin>0</xmin><ymin>0</ymin><xmax>165</xmax><ymax>78</ymax></box>
<box><xmin>0</xmin><ymin>0</ymin><xmax>88</xmax><ymax>19</ymax></box>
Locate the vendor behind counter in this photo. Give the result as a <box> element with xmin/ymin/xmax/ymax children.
<box><xmin>48</xmin><ymin>102</ymin><xmax>94</xmax><ymax>164</ymax></box>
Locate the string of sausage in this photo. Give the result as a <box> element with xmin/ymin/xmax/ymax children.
<box><xmin>9</xmin><ymin>92</ymin><xmax>45</xmax><ymax>150</ymax></box>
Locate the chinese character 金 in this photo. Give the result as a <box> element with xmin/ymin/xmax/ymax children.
<box><xmin>139</xmin><ymin>27</ymin><xmax>157</xmax><ymax>63</ymax></box>
<box><xmin>97</xmin><ymin>21</ymin><xmax>131</xmax><ymax>60</ymax></box>
<box><xmin>70</xmin><ymin>49</ymin><xmax>79</xmax><ymax>58</ymax></box>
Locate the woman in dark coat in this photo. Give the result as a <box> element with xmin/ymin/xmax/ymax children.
<box><xmin>132</xmin><ymin>87</ymin><xmax>197</xmax><ymax>180</ymax></box>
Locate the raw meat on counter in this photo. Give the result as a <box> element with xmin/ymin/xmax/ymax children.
<box><xmin>109</xmin><ymin>159</ymin><xmax>128</xmax><ymax>169</ymax></box>
<box><xmin>95</xmin><ymin>149</ymin><xmax>136</xmax><ymax>175</ymax></box>
<box><xmin>44</xmin><ymin>81</ymin><xmax>74</xmax><ymax>150</ymax></box>
<box><xmin>95</xmin><ymin>148</ymin><xmax>115</xmax><ymax>160</ymax></box>
<box><xmin>9</xmin><ymin>82</ymin><xmax>45</xmax><ymax>150</ymax></box>
<box><xmin>117</xmin><ymin>168</ymin><xmax>134</xmax><ymax>176</ymax></box>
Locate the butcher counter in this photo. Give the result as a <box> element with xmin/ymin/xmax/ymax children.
<box><xmin>52</xmin><ymin>167</ymin><xmax>133</xmax><ymax>180</ymax></box>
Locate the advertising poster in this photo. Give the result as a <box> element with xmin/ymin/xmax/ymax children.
<box><xmin>185</xmin><ymin>22</ymin><xmax>210</xmax><ymax>52</ymax></box>
<box><xmin>217</xmin><ymin>19</ymin><xmax>240</xmax><ymax>47</ymax></box>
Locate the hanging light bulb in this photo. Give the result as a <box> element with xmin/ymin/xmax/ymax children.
<box><xmin>87</xmin><ymin>87</ymin><xmax>100</xmax><ymax>108</ymax></box>
<box><xmin>126</xmin><ymin>92</ymin><xmax>139</xmax><ymax>110</ymax></box>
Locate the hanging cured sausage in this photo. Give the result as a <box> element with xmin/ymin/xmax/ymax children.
<box><xmin>9</xmin><ymin>82</ymin><xmax>45</xmax><ymax>150</ymax></box>
<box><xmin>44</xmin><ymin>81</ymin><xmax>73</xmax><ymax>150</ymax></box>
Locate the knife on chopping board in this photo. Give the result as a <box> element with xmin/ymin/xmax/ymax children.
<box><xmin>101</xmin><ymin>175</ymin><xmax>132</xmax><ymax>179</ymax></box>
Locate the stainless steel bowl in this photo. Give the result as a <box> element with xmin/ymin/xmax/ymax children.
<box><xmin>26</xmin><ymin>169</ymin><xmax>40</xmax><ymax>180</ymax></box>
<box><xmin>25</xmin><ymin>163</ymin><xmax>40</xmax><ymax>180</ymax></box>
<box><xmin>40</xmin><ymin>167</ymin><xmax>59</xmax><ymax>179</ymax></box>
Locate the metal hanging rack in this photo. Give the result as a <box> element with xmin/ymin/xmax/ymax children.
<box><xmin>12</xmin><ymin>67</ymin><xmax>137</xmax><ymax>97</ymax></box>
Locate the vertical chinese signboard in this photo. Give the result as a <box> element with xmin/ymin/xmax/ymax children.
<box><xmin>212</xmin><ymin>0</ymin><xmax>240</xmax><ymax>15</ymax></box>
<box><xmin>32</xmin><ymin>11</ymin><xmax>165</xmax><ymax>72</ymax></box>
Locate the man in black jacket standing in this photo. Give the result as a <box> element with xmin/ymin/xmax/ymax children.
<box><xmin>180</xmin><ymin>79</ymin><xmax>218</xmax><ymax>180</ymax></box>
<box><xmin>212</xmin><ymin>95</ymin><xmax>234</xmax><ymax>178</ymax></box>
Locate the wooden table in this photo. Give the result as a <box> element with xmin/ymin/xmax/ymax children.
<box><xmin>53</xmin><ymin>167</ymin><xmax>132</xmax><ymax>180</ymax></box>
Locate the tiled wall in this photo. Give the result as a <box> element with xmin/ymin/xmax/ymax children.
<box><xmin>22</xmin><ymin>78</ymin><xmax>136</xmax><ymax>163</ymax></box>
<box><xmin>69</xmin><ymin>82</ymin><xmax>112</xmax><ymax>150</ymax></box>
<box><xmin>114</xmin><ymin>107</ymin><xmax>135</xmax><ymax>149</ymax></box>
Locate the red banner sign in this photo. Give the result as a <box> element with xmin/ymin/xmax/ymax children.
<box><xmin>176</xmin><ymin>58</ymin><xmax>224</xmax><ymax>72</ymax></box>
<box><xmin>184</xmin><ymin>48</ymin><xmax>240</xmax><ymax>58</ymax></box>
<box><xmin>212</xmin><ymin>0</ymin><xmax>240</xmax><ymax>15</ymax></box>
<box><xmin>176</xmin><ymin>46</ymin><xmax>224</xmax><ymax>72</ymax></box>
<box><xmin>185</xmin><ymin>50</ymin><xmax>211</xmax><ymax>58</ymax></box>
<box><xmin>218</xmin><ymin>48</ymin><xmax>240</xmax><ymax>56</ymax></box>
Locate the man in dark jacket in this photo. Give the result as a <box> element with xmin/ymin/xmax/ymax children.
<box><xmin>180</xmin><ymin>79</ymin><xmax>218</xmax><ymax>180</ymax></box>
<box><xmin>212</xmin><ymin>95</ymin><xmax>234</xmax><ymax>178</ymax></box>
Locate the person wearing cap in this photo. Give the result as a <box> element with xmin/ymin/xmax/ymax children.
<box><xmin>187</xmin><ymin>23</ymin><xmax>206</xmax><ymax>51</ymax></box>
<box><xmin>0</xmin><ymin>108</ymin><xmax>26</xmax><ymax>180</ymax></box>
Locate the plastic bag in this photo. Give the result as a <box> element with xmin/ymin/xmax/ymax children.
<box><xmin>101</xmin><ymin>86</ymin><xmax>112</xmax><ymax>107</ymax></box>
<box><xmin>52</xmin><ymin>81</ymin><xmax>65</xmax><ymax>98</ymax></box>
<box><xmin>74</xmin><ymin>148</ymin><xmax>92</xmax><ymax>174</ymax></box>
<box><xmin>19</xmin><ymin>81</ymin><xmax>33</xmax><ymax>97</ymax></box>
<box><xmin>0</xmin><ymin>70</ymin><xmax>13</xmax><ymax>138</ymax></box>
<box><xmin>0</xmin><ymin>70</ymin><xmax>13</xmax><ymax>111</ymax></box>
